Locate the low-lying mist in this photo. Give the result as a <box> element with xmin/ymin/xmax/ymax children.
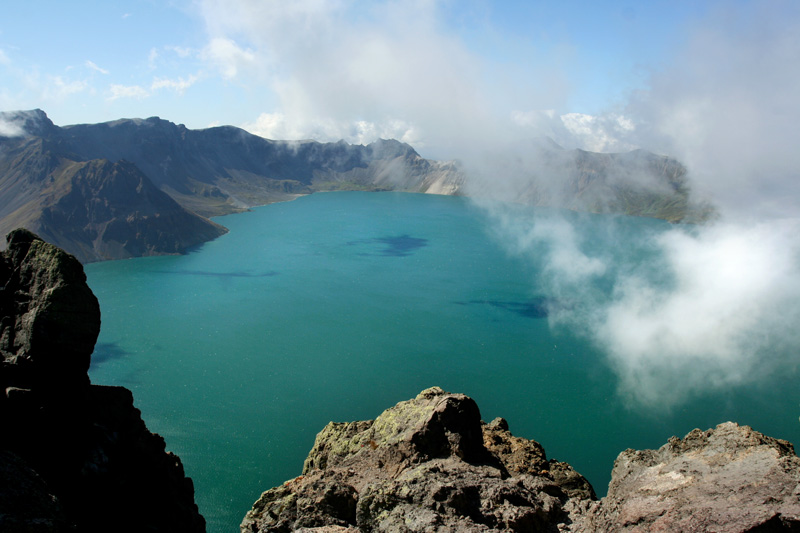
<box><xmin>196</xmin><ymin>0</ymin><xmax>800</xmax><ymax>408</ymax></box>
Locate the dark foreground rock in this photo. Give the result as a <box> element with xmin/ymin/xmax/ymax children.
<box><xmin>243</xmin><ymin>388</ymin><xmax>800</xmax><ymax>533</ymax></box>
<box><xmin>0</xmin><ymin>229</ymin><xmax>204</xmax><ymax>532</ymax></box>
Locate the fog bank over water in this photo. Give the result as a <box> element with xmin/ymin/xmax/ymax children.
<box><xmin>459</xmin><ymin>3</ymin><xmax>800</xmax><ymax>408</ymax></box>
<box><xmin>194</xmin><ymin>0</ymin><xmax>800</xmax><ymax>408</ymax></box>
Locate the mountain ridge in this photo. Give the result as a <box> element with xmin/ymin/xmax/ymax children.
<box><xmin>1</xmin><ymin>109</ymin><xmax>711</xmax><ymax>263</ymax></box>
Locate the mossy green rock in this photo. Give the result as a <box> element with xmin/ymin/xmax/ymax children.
<box><xmin>242</xmin><ymin>387</ymin><xmax>592</xmax><ymax>532</ymax></box>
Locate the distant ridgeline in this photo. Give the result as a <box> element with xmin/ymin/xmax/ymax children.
<box><xmin>0</xmin><ymin>109</ymin><xmax>712</xmax><ymax>263</ymax></box>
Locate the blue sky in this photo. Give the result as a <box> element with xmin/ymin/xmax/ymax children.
<box><xmin>1</xmin><ymin>0</ymin><xmax>798</xmax><ymax>211</ymax></box>
<box><xmin>0</xmin><ymin>1</ymin><xmax>735</xmax><ymax>143</ymax></box>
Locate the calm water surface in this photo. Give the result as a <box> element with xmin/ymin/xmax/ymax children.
<box><xmin>86</xmin><ymin>192</ymin><xmax>800</xmax><ymax>532</ymax></box>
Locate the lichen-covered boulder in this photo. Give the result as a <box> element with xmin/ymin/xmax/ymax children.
<box><xmin>242</xmin><ymin>387</ymin><xmax>594</xmax><ymax>532</ymax></box>
<box><xmin>572</xmin><ymin>422</ymin><xmax>800</xmax><ymax>532</ymax></box>
<box><xmin>244</xmin><ymin>389</ymin><xmax>800</xmax><ymax>533</ymax></box>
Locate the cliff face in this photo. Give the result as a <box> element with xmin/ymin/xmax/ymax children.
<box><xmin>0</xmin><ymin>229</ymin><xmax>205</xmax><ymax>532</ymax></box>
<box><xmin>243</xmin><ymin>388</ymin><xmax>800</xmax><ymax>532</ymax></box>
<box><xmin>0</xmin><ymin>127</ymin><xmax>228</xmax><ymax>263</ymax></box>
<box><xmin>1</xmin><ymin>109</ymin><xmax>711</xmax><ymax>264</ymax></box>
<box><xmin>52</xmin><ymin>116</ymin><xmax>464</xmax><ymax>218</ymax></box>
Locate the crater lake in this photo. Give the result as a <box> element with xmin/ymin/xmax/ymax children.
<box><xmin>85</xmin><ymin>191</ymin><xmax>800</xmax><ymax>533</ymax></box>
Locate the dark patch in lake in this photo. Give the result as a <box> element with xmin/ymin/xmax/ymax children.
<box><xmin>455</xmin><ymin>297</ymin><xmax>554</xmax><ymax>319</ymax></box>
<box><xmin>91</xmin><ymin>342</ymin><xmax>130</xmax><ymax>368</ymax></box>
<box><xmin>347</xmin><ymin>234</ymin><xmax>428</xmax><ymax>257</ymax></box>
<box><xmin>152</xmin><ymin>269</ymin><xmax>279</xmax><ymax>278</ymax></box>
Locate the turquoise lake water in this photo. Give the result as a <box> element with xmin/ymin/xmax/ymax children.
<box><xmin>85</xmin><ymin>192</ymin><xmax>800</xmax><ymax>532</ymax></box>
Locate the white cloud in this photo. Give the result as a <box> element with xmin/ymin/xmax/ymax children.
<box><xmin>597</xmin><ymin>220</ymin><xmax>800</xmax><ymax>407</ymax></box>
<box><xmin>195</xmin><ymin>0</ymin><xmax>513</xmax><ymax>157</ymax></box>
<box><xmin>43</xmin><ymin>76</ymin><xmax>89</xmax><ymax>100</ymax></box>
<box><xmin>559</xmin><ymin>113</ymin><xmax>636</xmax><ymax>153</ymax></box>
<box><xmin>107</xmin><ymin>84</ymin><xmax>149</xmax><ymax>101</ymax></box>
<box><xmin>168</xmin><ymin>46</ymin><xmax>194</xmax><ymax>58</ymax></box>
<box><xmin>151</xmin><ymin>74</ymin><xmax>198</xmax><ymax>95</ymax></box>
<box><xmin>621</xmin><ymin>1</ymin><xmax>800</xmax><ymax>219</ymax></box>
<box><xmin>243</xmin><ymin>111</ymin><xmax>419</xmax><ymax>146</ymax></box>
<box><xmin>85</xmin><ymin>60</ymin><xmax>109</xmax><ymax>75</ymax></box>
<box><xmin>475</xmin><ymin>2</ymin><xmax>800</xmax><ymax>410</ymax></box>
<box><xmin>0</xmin><ymin>119</ymin><xmax>24</xmax><ymax>137</ymax></box>
<box><xmin>148</xmin><ymin>48</ymin><xmax>159</xmax><ymax>69</ymax></box>
<box><xmin>200</xmin><ymin>37</ymin><xmax>256</xmax><ymax>80</ymax></box>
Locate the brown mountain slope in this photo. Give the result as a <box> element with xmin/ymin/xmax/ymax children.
<box><xmin>0</xmin><ymin>137</ymin><xmax>227</xmax><ymax>263</ymax></box>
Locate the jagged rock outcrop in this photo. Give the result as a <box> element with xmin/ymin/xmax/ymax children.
<box><xmin>243</xmin><ymin>388</ymin><xmax>800</xmax><ymax>533</ymax></box>
<box><xmin>241</xmin><ymin>387</ymin><xmax>593</xmax><ymax>532</ymax></box>
<box><xmin>570</xmin><ymin>422</ymin><xmax>800</xmax><ymax>532</ymax></box>
<box><xmin>0</xmin><ymin>229</ymin><xmax>205</xmax><ymax>532</ymax></box>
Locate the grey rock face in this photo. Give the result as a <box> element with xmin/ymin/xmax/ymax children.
<box><xmin>571</xmin><ymin>421</ymin><xmax>800</xmax><ymax>532</ymax></box>
<box><xmin>0</xmin><ymin>228</ymin><xmax>100</xmax><ymax>393</ymax></box>
<box><xmin>243</xmin><ymin>390</ymin><xmax>800</xmax><ymax>533</ymax></box>
<box><xmin>242</xmin><ymin>387</ymin><xmax>593</xmax><ymax>532</ymax></box>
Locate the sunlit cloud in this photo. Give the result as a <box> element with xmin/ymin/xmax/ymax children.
<box><xmin>168</xmin><ymin>45</ymin><xmax>193</xmax><ymax>58</ymax></box>
<box><xmin>148</xmin><ymin>48</ymin><xmax>159</xmax><ymax>69</ymax></box>
<box><xmin>108</xmin><ymin>83</ymin><xmax>149</xmax><ymax>101</ymax></box>
<box><xmin>622</xmin><ymin>2</ymin><xmax>800</xmax><ymax>219</ymax></box>
<box><xmin>42</xmin><ymin>76</ymin><xmax>90</xmax><ymax>101</ymax></box>
<box><xmin>151</xmin><ymin>74</ymin><xmax>199</xmax><ymax>95</ymax></box>
<box><xmin>196</xmin><ymin>0</ymin><xmax>502</xmax><ymax>157</ymax></box>
<box><xmin>596</xmin><ymin>220</ymin><xmax>800</xmax><ymax>406</ymax></box>
<box><xmin>0</xmin><ymin>118</ymin><xmax>25</xmax><ymax>137</ymax></box>
<box><xmin>243</xmin><ymin>112</ymin><xmax>420</xmax><ymax>146</ymax></box>
<box><xmin>200</xmin><ymin>37</ymin><xmax>256</xmax><ymax>80</ymax></box>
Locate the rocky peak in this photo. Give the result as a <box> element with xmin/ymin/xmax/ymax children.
<box><xmin>0</xmin><ymin>230</ymin><xmax>204</xmax><ymax>532</ymax></box>
<box><xmin>0</xmin><ymin>109</ymin><xmax>57</xmax><ymax>138</ymax></box>
<box><xmin>573</xmin><ymin>421</ymin><xmax>800</xmax><ymax>532</ymax></box>
<box><xmin>243</xmin><ymin>389</ymin><xmax>800</xmax><ymax>532</ymax></box>
<box><xmin>243</xmin><ymin>387</ymin><xmax>593</xmax><ymax>532</ymax></box>
<box><xmin>0</xmin><ymin>228</ymin><xmax>100</xmax><ymax>395</ymax></box>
